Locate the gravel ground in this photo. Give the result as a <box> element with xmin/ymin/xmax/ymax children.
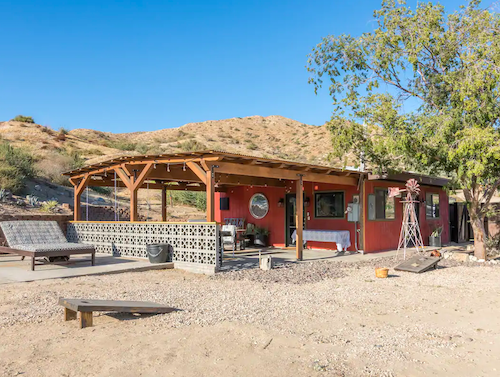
<box><xmin>1</xmin><ymin>255</ymin><xmax>499</xmax><ymax>376</ymax></box>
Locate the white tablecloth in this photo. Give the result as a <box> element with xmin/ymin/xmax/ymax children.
<box><xmin>291</xmin><ymin>230</ymin><xmax>351</xmax><ymax>251</ymax></box>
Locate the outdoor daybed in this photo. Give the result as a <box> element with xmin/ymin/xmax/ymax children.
<box><xmin>0</xmin><ymin>221</ymin><xmax>95</xmax><ymax>271</ymax></box>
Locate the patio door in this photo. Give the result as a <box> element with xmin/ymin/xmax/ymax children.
<box><xmin>285</xmin><ymin>193</ymin><xmax>306</xmax><ymax>247</ymax></box>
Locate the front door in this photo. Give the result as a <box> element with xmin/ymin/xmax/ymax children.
<box><xmin>285</xmin><ymin>193</ymin><xmax>306</xmax><ymax>247</ymax></box>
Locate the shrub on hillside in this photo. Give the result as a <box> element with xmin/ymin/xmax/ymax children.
<box><xmin>176</xmin><ymin>140</ymin><xmax>207</xmax><ymax>152</ymax></box>
<box><xmin>36</xmin><ymin>150</ymin><xmax>85</xmax><ymax>186</ymax></box>
<box><xmin>12</xmin><ymin>115</ymin><xmax>35</xmax><ymax>123</ymax></box>
<box><xmin>91</xmin><ymin>186</ymin><xmax>112</xmax><ymax>195</ymax></box>
<box><xmin>0</xmin><ymin>141</ymin><xmax>36</xmax><ymax>193</ymax></box>
<box><xmin>105</xmin><ymin>139</ymin><xmax>150</xmax><ymax>153</ymax></box>
<box><xmin>170</xmin><ymin>191</ymin><xmax>206</xmax><ymax>211</ymax></box>
<box><xmin>40</xmin><ymin>200</ymin><xmax>59</xmax><ymax>213</ymax></box>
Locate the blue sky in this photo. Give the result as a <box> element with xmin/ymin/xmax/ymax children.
<box><xmin>0</xmin><ymin>0</ymin><xmax>463</xmax><ymax>133</ymax></box>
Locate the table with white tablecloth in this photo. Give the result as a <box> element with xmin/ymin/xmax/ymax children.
<box><xmin>291</xmin><ymin>229</ymin><xmax>351</xmax><ymax>251</ymax></box>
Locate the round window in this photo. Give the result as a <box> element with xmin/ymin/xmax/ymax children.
<box><xmin>249</xmin><ymin>193</ymin><xmax>269</xmax><ymax>219</ymax></box>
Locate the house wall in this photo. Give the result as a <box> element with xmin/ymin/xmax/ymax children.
<box><xmin>215</xmin><ymin>179</ymin><xmax>450</xmax><ymax>253</ymax></box>
<box><xmin>215</xmin><ymin>181</ymin><xmax>359</xmax><ymax>251</ymax></box>
<box><xmin>363</xmin><ymin>180</ymin><xmax>449</xmax><ymax>252</ymax></box>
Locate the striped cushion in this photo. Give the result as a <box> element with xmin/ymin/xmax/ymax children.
<box><xmin>10</xmin><ymin>243</ymin><xmax>94</xmax><ymax>253</ymax></box>
<box><xmin>0</xmin><ymin>221</ymin><xmax>67</xmax><ymax>246</ymax></box>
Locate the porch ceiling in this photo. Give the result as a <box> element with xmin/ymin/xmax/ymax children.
<box><xmin>64</xmin><ymin>150</ymin><xmax>361</xmax><ymax>187</ymax></box>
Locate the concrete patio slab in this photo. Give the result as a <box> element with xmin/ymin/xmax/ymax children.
<box><xmin>219</xmin><ymin>246</ymin><xmax>443</xmax><ymax>272</ymax></box>
<box><xmin>0</xmin><ymin>253</ymin><xmax>173</xmax><ymax>284</ymax></box>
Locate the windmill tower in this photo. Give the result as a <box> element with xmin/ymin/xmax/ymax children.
<box><xmin>389</xmin><ymin>179</ymin><xmax>424</xmax><ymax>259</ymax></box>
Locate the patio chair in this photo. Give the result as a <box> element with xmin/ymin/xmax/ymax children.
<box><xmin>221</xmin><ymin>224</ymin><xmax>237</xmax><ymax>256</ymax></box>
<box><xmin>0</xmin><ymin>221</ymin><xmax>95</xmax><ymax>271</ymax></box>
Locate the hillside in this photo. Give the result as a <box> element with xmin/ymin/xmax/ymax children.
<box><xmin>0</xmin><ymin>116</ymin><xmax>345</xmax><ymax>173</ymax></box>
<box><xmin>0</xmin><ymin>115</ymin><xmax>347</xmax><ymax>219</ymax></box>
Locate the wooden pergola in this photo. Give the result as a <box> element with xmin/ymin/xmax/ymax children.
<box><xmin>64</xmin><ymin>151</ymin><xmax>361</xmax><ymax>260</ymax></box>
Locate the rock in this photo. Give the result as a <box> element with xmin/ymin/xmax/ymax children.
<box><xmin>34</xmin><ymin>185</ymin><xmax>42</xmax><ymax>191</ymax></box>
<box><xmin>470</xmin><ymin>256</ymin><xmax>478</xmax><ymax>262</ymax></box>
<box><xmin>451</xmin><ymin>252</ymin><xmax>470</xmax><ymax>262</ymax></box>
<box><xmin>259</xmin><ymin>256</ymin><xmax>273</xmax><ymax>271</ymax></box>
<box><xmin>478</xmin><ymin>259</ymin><xmax>485</xmax><ymax>263</ymax></box>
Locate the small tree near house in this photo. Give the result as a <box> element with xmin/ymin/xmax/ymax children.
<box><xmin>307</xmin><ymin>0</ymin><xmax>500</xmax><ymax>259</ymax></box>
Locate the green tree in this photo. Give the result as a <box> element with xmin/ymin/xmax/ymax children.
<box><xmin>307</xmin><ymin>0</ymin><xmax>500</xmax><ymax>259</ymax></box>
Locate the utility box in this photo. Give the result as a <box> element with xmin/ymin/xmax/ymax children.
<box><xmin>347</xmin><ymin>203</ymin><xmax>360</xmax><ymax>222</ymax></box>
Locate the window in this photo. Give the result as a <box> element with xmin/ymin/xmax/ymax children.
<box><xmin>249</xmin><ymin>193</ymin><xmax>269</xmax><ymax>219</ymax></box>
<box><xmin>426</xmin><ymin>193</ymin><xmax>440</xmax><ymax>218</ymax></box>
<box><xmin>368</xmin><ymin>188</ymin><xmax>395</xmax><ymax>220</ymax></box>
<box><xmin>315</xmin><ymin>191</ymin><xmax>345</xmax><ymax>218</ymax></box>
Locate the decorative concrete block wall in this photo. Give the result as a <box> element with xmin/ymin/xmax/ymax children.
<box><xmin>67</xmin><ymin>222</ymin><xmax>220</xmax><ymax>273</ymax></box>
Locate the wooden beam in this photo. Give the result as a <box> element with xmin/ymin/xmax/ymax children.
<box><xmin>186</xmin><ymin>162</ymin><xmax>208</xmax><ymax>184</ymax></box>
<box><xmin>114</xmin><ymin>167</ymin><xmax>132</xmax><ymax>188</ymax></box>
<box><xmin>67</xmin><ymin>157</ymin><xmax>222</xmax><ymax>179</ymax></box>
<box><xmin>161</xmin><ymin>186</ymin><xmax>167</xmax><ymax>221</ymax></box>
<box><xmin>132</xmin><ymin>162</ymin><xmax>154</xmax><ymax>190</ymax></box>
<box><xmin>128</xmin><ymin>163</ymin><xmax>154</xmax><ymax>222</ymax></box>
<box><xmin>206</xmin><ymin>169</ymin><xmax>215</xmax><ymax>222</ymax></box>
<box><xmin>209</xmin><ymin>162</ymin><xmax>358</xmax><ymax>186</ymax></box>
<box><xmin>73</xmin><ymin>174</ymin><xmax>90</xmax><ymax>221</ymax></box>
<box><xmin>296</xmin><ymin>176</ymin><xmax>304</xmax><ymax>261</ymax></box>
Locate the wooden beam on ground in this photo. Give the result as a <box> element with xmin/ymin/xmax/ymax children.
<box><xmin>209</xmin><ymin>162</ymin><xmax>358</xmax><ymax>186</ymax></box>
<box><xmin>296</xmin><ymin>176</ymin><xmax>304</xmax><ymax>261</ymax></box>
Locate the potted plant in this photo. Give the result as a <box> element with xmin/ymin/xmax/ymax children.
<box><xmin>254</xmin><ymin>226</ymin><xmax>269</xmax><ymax>247</ymax></box>
<box><xmin>429</xmin><ymin>226</ymin><xmax>443</xmax><ymax>247</ymax></box>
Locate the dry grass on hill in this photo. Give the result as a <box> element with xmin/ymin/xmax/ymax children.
<box><xmin>0</xmin><ymin>115</ymin><xmax>347</xmax><ymax>169</ymax></box>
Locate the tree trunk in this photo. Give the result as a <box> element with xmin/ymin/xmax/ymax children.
<box><xmin>471</xmin><ymin>216</ymin><xmax>487</xmax><ymax>260</ymax></box>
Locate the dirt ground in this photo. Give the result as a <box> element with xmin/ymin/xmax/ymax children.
<box><xmin>0</xmin><ymin>257</ymin><xmax>499</xmax><ymax>377</ymax></box>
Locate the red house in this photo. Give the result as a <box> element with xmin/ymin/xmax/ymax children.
<box><xmin>66</xmin><ymin>151</ymin><xmax>449</xmax><ymax>258</ymax></box>
<box><xmin>214</xmin><ymin>157</ymin><xmax>449</xmax><ymax>254</ymax></box>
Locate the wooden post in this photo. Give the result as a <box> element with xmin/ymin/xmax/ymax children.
<box><xmin>296</xmin><ymin>176</ymin><xmax>304</xmax><ymax>261</ymax></box>
<box><xmin>359</xmin><ymin>177</ymin><xmax>365</xmax><ymax>251</ymax></box>
<box><xmin>206</xmin><ymin>168</ymin><xmax>215</xmax><ymax>222</ymax></box>
<box><xmin>71</xmin><ymin>175</ymin><xmax>90</xmax><ymax>222</ymax></box>
<box><xmin>130</xmin><ymin>187</ymin><xmax>139</xmax><ymax>222</ymax></box>
<box><xmin>80</xmin><ymin>312</ymin><xmax>93</xmax><ymax>329</ymax></box>
<box><xmin>127</xmin><ymin>163</ymin><xmax>154</xmax><ymax>222</ymax></box>
<box><xmin>161</xmin><ymin>186</ymin><xmax>167</xmax><ymax>222</ymax></box>
<box><xmin>64</xmin><ymin>308</ymin><xmax>77</xmax><ymax>321</ymax></box>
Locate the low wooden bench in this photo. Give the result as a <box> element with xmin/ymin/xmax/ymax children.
<box><xmin>59</xmin><ymin>298</ymin><xmax>176</xmax><ymax>328</ymax></box>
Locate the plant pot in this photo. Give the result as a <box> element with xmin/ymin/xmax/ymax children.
<box><xmin>254</xmin><ymin>234</ymin><xmax>268</xmax><ymax>247</ymax></box>
<box><xmin>429</xmin><ymin>235</ymin><xmax>442</xmax><ymax>247</ymax></box>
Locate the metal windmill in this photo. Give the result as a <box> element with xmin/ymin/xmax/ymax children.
<box><xmin>389</xmin><ymin>179</ymin><xmax>424</xmax><ymax>259</ymax></box>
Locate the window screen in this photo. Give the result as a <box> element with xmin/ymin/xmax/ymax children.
<box><xmin>426</xmin><ymin>193</ymin><xmax>440</xmax><ymax>218</ymax></box>
<box><xmin>315</xmin><ymin>192</ymin><xmax>345</xmax><ymax>218</ymax></box>
<box><xmin>372</xmin><ymin>188</ymin><xmax>395</xmax><ymax>220</ymax></box>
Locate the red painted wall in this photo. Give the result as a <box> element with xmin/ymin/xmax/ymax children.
<box><xmin>216</xmin><ymin>181</ymin><xmax>359</xmax><ymax>251</ymax></box>
<box><xmin>363</xmin><ymin>181</ymin><xmax>449</xmax><ymax>252</ymax></box>
<box><xmin>215</xmin><ymin>179</ymin><xmax>450</xmax><ymax>253</ymax></box>
<box><xmin>216</xmin><ymin>186</ymin><xmax>286</xmax><ymax>246</ymax></box>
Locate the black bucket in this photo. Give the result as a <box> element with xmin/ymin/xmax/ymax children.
<box><xmin>147</xmin><ymin>243</ymin><xmax>172</xmax><ymax>263</ymax></box>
